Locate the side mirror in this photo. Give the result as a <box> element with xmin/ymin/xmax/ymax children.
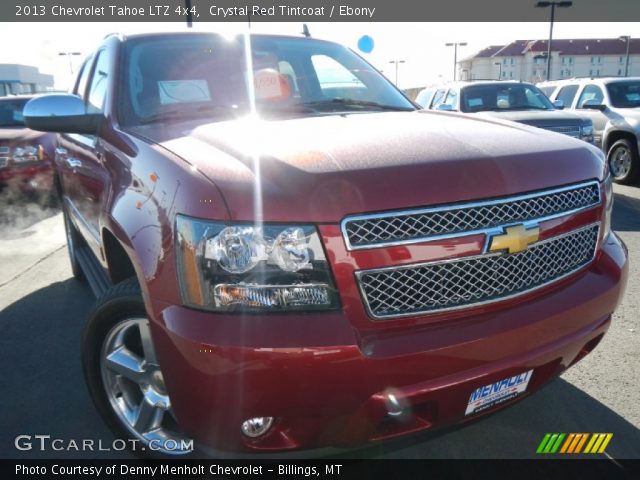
<box><xmin>581</xmin><ymin>99</ymin><xmax>606</xmax><ymax>112</ymax></box>
<box><xmin>436</xmin><ymin>104</ymin><xmax>454</xmax><ymax>112</ymax></box>
<box><xmin>23</xmin><ymin>94</ymin><xmax>102</xmax><ymax>134</ymax></box>
<box><xmin>553</xmin><ymin>99</ymin><xmax>565</xmax><ymax>109</ymax></box>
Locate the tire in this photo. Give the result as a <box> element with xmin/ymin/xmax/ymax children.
<box><xmin>607</xmin><ymin>138</ymin><xmax>639</xmax><ymax>185</ymax></box>
<box><xmin>38</xmin><ymin>191</ymin><xmax>59</xmax><ymax>211</ymax></box>
<box><xmin>81</xmin><ymin>278</ymin><xmax>194</xmax><ymax>457</ymax></box>
<box><xmin>63</xmin><ymin>206</ymin><xmax>85</xmax><ymax>281</ymax></box>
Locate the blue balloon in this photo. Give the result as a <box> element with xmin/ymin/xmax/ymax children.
<box><xmin>357</xmin><ymin>35</ymin><xmax>374</xmax><ymax>54</ymax></box>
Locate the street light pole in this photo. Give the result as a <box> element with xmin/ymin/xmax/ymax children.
<box><xmin>58</xmin><ymin>52</ymin><xmax>82</xmax><ymax>75</ymax></box>
<box><xmin>445</xmin><ymin>42</ymin><xmax>467</xmax><ymax>81</ymax></box>
<box><xmin>620</xmin><ymin>36</ymin><xmax>631</xmax><ymax>77</ymax></box>
<box><xmin>494</xmin><ymin>62</ymin><xmax>502</xmax><ymax>80</ymax></box>
<box><xmin>388</xmin><ymin>59</ymin><xmax>405</xmax><ymax>86</ymax></box>
<box><xmin>536</xmin><ymin>1</ymin><xmax>573</xmax><ymax>81</ymax></box>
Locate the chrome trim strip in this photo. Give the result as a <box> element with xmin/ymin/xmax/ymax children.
<box><xmin>341</xmin><ymin>180</ymin><xmax>601</xmax><ymax>251</ymax></box>
<box><xmin>355</xmin><ymin>222</ymin><xmax>600</xmax><ymax>320</ymax></box>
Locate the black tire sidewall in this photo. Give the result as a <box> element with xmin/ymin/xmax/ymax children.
<box><xmin>62</xmin><ymin>206</ymin><xmax>85</xmax><ymax>280</ymax></box>
<box><xmin>81</xmin><ymin>280</ymin><xmax>194</xmax><ymax>458</ymax></box>
<box><xmin>82</xmin><ymin>284</ymin><xmax>146</xmax><ymax>455</ymax></box>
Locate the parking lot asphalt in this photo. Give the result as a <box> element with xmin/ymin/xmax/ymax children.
<box><xmin>0</xmin><ymin>185</ymin><xmax>638</xmax><ymax>460</ymax></box>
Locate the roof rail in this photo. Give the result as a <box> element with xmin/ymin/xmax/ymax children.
<box><xmin>103</xmin><ymin>32</ymin><xmax>124</xmax><ymax>40</ymax></box>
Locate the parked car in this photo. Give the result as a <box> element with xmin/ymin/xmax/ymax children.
<box><xmin>24</xmin><ymin>32</ymin><xmax>627</xmax><ymax>456</ymax></box>
<box><xmin>538</xmin><ymin>77</ymin><xmax>640</xmax><ymax>184</ymax></box>
<box><xmin>0</xmin><ymin>95</ymin><xmax>56</xmax><ymax>204</ymax></box>
<box><xmin>415</xmin><ymin>81</ymin><xmax>595</xmax><ymax>145</ymax></box>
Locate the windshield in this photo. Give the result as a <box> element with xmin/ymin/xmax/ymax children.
<box><xmin>606</xmin><ymin>81</ymin><xmax>640</xmax><ymax>108</ymax></box>
<box><xmin>0</xmin><ymin>98</ymin><xmax>28</xmax><ymax>127</ymax></box>
<box><xmin>120</xmin><ymin>34</ymin><xmax>414</xmax><ymax>127</ymax></box>
<box><xmin>460</xmin><ymin>83</ymin><xmax>554</xmax><ymax>113</ymax></box>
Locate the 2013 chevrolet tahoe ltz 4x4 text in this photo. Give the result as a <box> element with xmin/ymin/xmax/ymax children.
<box><xmin>24</xmin><ymin>32</ymin><xmax>628</xmax><ymax>456</ymax></box>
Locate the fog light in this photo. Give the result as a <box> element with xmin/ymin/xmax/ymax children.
<box><xmin>383</xmin><ymin>389</ymin><xmax>409</xmax><ymax>417</ymax></box>
<box><xmin>241</xmin><ymin>417</ymin><xmax>274</xmax><ymax>438</ymax></box>
<box><xmin>214</xmin><ymin>284</ymin><xmax>330</xmax><ymax>309</ymax></box>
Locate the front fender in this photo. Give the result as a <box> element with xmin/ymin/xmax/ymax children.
<box><xmin>99</xmin><ymin>136</ymin><xmax>230</xmax><ymax>310</ymax></box>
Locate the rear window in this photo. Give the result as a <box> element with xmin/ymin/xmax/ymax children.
<box><xmin>606</xmin><ymin>81</ymin><xmax>640</xmax><ymax>108</ymax></box>
<box><xmin>556</xmin><ymin>84</ymin><xmax>579</xmax><ymax>107</ymax></box>
<box><xmin>460</xmin><ymin>83</ymin><xmax>553</xmax><ymax>112</ymax></box>
<box><xmin>0</xmin><ymin>98</ymin><xmax>28</xmax><ymax>127</ymax></box>
<box><xmin>414</xmin><ymin>88</ymin><xmax>434</xmax><ymax>108</ymax></box>
<box><xmin>538</xmin><ymin>86</ymin><xmax>556</xmax><ymax>97</ymax></box>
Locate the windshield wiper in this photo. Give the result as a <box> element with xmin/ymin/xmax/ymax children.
<box><xmin>139</xmin><ymin>105</ymin><xmax>238</xmax><ymax>125</ymax></box>
<box><xmin>502</xmin><ymin>106</ymin><xmax>551</xmax><ymax>111</ymax></box>
<box><xmin>298</xmin><ymin>98</ymin><xmax>415</xmax><ymax>112</ymax></box>
<box><xmin>257</xmin><ymin>103</ymin><xmax>318</xmax><ymax>115</ymax></box>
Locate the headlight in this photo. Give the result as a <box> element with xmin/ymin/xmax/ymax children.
<box><xmin>176</xmin><ymin>215</ymin><xmax>339</xmax><ymax>312</ymax></box>
<box><xmin>603</xmin><ymin>172</ymin><xmax>613</xmax><ymax>239</ymax></box>
<box><xmin>12</xmin><ymin>144</ymin><xmax>41</xmax><ymax>163</ymax></box>
<box><xmin>580</xmin><ymin>124</ymin><xmax>594</xmax><ymax>142</ymax></box>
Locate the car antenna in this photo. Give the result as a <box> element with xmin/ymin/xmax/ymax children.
<box><xmin>302</xmin><ymin>24</ymin><xmax>311</xmax><ymax>38</ymax></box>
<box><xmin>185</xmin><ymin>0</ymin><xmax>193</xmax><ymax>28</ymax></box>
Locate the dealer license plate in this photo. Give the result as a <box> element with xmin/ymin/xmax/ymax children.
<box><xmin>465</xmin><ymin>370</ymin><xmax>533</xmax><ymax>415</ymax></box>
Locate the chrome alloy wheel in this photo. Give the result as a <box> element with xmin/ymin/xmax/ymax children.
<box><xmin>99</xmin><ymin>317</ymin><xmax>192</xmax><ymax>455</ymax></box>
<box><xmin>610</xmin><ymin>145</ymin><xmax>632</xmax><ymax>180</ymax></box>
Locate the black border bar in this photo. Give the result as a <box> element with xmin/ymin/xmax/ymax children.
<box><xmin>5</xmin><ymin>459</ymin><xmax>640</xmax><ymax>480</ymax></box>
<box><xmin>4</xmin><ymin>0</ymin><xmax>640</xmax><ymax>22</ymax></box>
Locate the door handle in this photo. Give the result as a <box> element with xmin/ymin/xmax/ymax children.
<box><xmin>66</xmin><ymin>158</ymin><xmax>82</xmax><ymax>169</ymax></box>
<box><xmin>55</xmin><ymin>147</ymin><xmax>68</xmax><ymax>156</ymax></box>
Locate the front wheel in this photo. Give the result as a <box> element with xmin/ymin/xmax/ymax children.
<box><xmin>607</xmin><ymin>138</ymin><xmax>639</xmax><ymax>185</ymax></box>
<box><xmin>82</xmin><ymin>278</ymin><xmax>194</xmax><ymax>457</ymax></box>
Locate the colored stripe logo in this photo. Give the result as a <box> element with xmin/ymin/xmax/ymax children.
<box><xmin>537</xmin><ymin>433</ymin><xmax>612</xmax><ymax>454</ymax></box>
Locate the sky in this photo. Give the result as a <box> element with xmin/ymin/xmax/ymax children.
<box><xmin>0</xmin><ymin>21</ymin><xmax>638</xmax><ymax>89</ymax></box>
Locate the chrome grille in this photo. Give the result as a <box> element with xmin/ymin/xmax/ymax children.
<box><xmin>357</xmin><ymin>224</ymin><xmax>599</xmax><ymax>319</ymax></box>
<box><xmin>0</xmin><ymin>146</ymin><xmax>8</xmax><ymax>167</ymax></box>
<box><xmin>541</xmin><ymin>125</ymin><xmax>581</xmax><ymax>138</ymax></box>
<box><xmin>342</xmin><ymin>181</ymin><xmax>600</xmax><ymax>250</ymax></box>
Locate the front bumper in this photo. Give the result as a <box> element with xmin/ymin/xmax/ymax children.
<box><xmin>149</xmin><ymin>232</ymin><xmax>627</xmax><ymax>453</ymax></box>
<box><xmin>0</xmin><ymin>163</ymin><xmax>53</xmax><ymax>193</ymax></box>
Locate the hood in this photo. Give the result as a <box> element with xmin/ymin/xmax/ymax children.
<box><xmin>610</xmin><ymin>106</ymin><xmax>640</xmax><ymax>125</ymax></box>
<box><xmin>473</xmin><ymin>109</ymin><xmax>589</xmax><ymax>128</ymax></box>
<box><xmin>0</xmin><ymin>127</ymin><xmax>47</xmax><ymax>144</ymax></box>
<box><xmin>130</xmin><ymin>110</ymin><xmax>604</xmax><ymax>223</ymax></box>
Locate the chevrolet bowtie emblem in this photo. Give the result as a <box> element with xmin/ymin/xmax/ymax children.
<box><xmin>488</xmin><ymin>224</ymin><xmax>540</xmax><ymax>254</ymax></box>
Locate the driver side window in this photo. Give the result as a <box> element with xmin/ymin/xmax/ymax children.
<box><xmin>577</xmin><ymin>85</ymin><xmax>604</xmax><ymax>108</ymax></box>
<box><xmin>87</xmin><ymin>50</ymin><xmax>109</xmax><ymax>113</ymax></box>
<box><xmin>73</xmin><ymin>55</ymin><xmax>94</xmax><ymax>98</ymax></box>
<box><xmin>442</xmin><ymin>89</ymin><xmax>458</xmax><ymax>109</ymax></box>
<box><xmin>430</xmin><ymin>89</ymin><xmax>447</xmax><ymax>109</ymax></box>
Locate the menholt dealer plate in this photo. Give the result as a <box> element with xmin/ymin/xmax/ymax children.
<box><xmin>465</xmin><ymin>370</ymin><xmax>533</xmax><ymax>415</ymax></box>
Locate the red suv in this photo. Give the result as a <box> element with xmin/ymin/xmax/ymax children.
<box><xmin>0</xmin><ymin>95</ymin><xmax>55</xmax><ymax>203</ymax></box>
<box><xmin>24</xmin><ymin>32</ymin><xmax>628</xmax><ymax>456</ymax></box>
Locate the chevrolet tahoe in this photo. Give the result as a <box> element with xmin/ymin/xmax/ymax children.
<box><xmin>23</xmin><ymin>32</ymin><xmax>628</xmax><ymax>456</ymax></box>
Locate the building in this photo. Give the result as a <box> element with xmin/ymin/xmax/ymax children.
<box><xmin>0</xmin><ymin>64</ymin><xmax>54</xmax><ymax>97</ymax></box>
<box><xmin>459</xmin><ymin>38</ymin><xmax>640</xmax><ymax>84</ymax></box>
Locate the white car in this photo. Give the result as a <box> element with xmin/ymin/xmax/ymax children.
<box><xmin>539</xmin><ymin>77</ymin><xmax>640</xmax><ymax>184</ymax></box>
<box><xmin>415</xmin><ymin>81</ymin><xmax>595</xmax><ymax>145</ymax></box>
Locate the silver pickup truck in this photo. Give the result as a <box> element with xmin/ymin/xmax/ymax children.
<box><xmin>539</xmin><ymin>77</ymin><xmax>640</xmax><ymax>185</ymax></box>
